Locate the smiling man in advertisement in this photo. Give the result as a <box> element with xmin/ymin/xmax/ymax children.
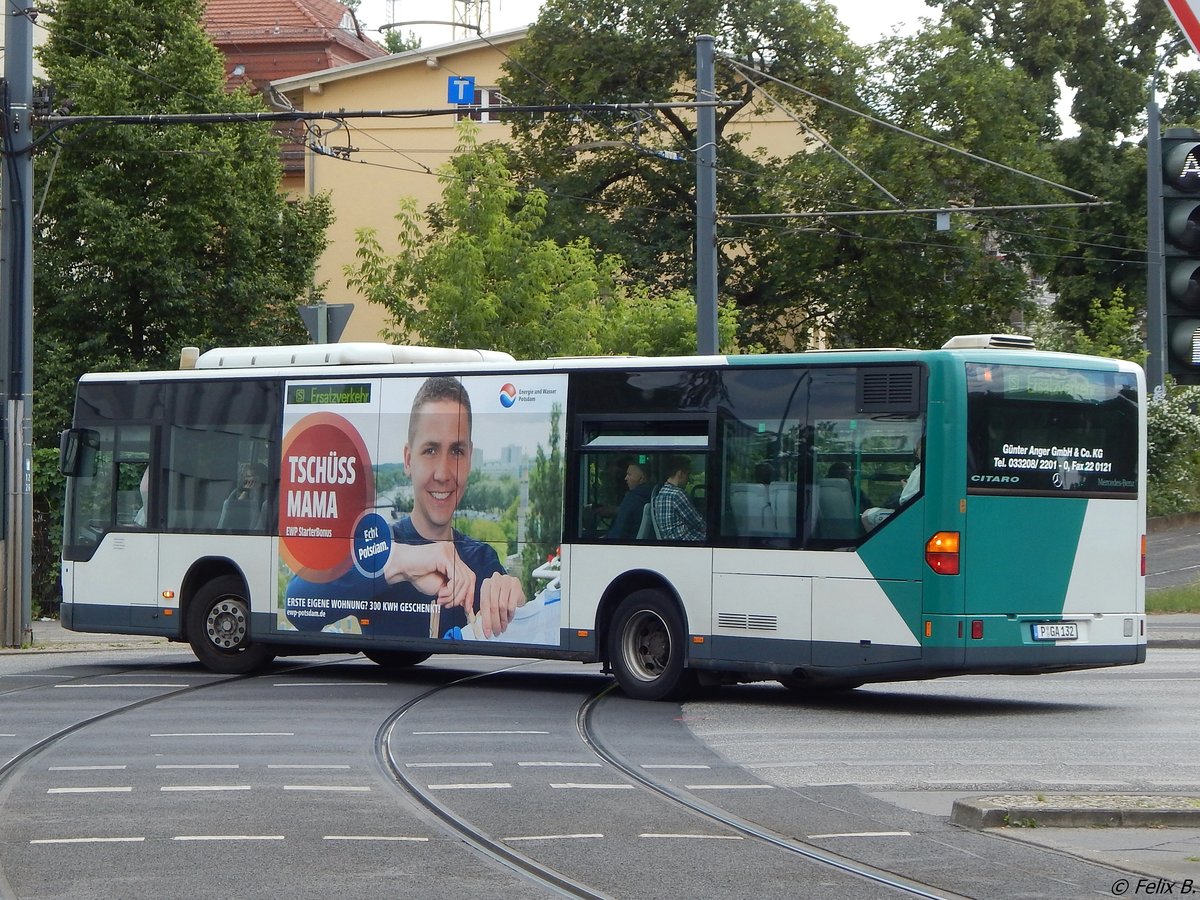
<box><xmin>278</xmin><ymin>374</ymin><xmax>564</xmax><ymax>644</ymax></box>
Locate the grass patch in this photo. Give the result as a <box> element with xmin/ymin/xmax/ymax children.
<box><xmin>1147</xmin><ymin>583</ymin><xmax>1200</xmax><ymax>614</ymax></box>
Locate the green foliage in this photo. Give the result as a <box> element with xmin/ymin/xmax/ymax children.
<box><xmin>1147</xmin><ymin>383</ymin><xmax>1200</xmax><ymax>517</ymax></box>
<box><xmin>1027</xmin><ymin>289</ymin><xmax>1147</xmax><ymax>364</ymax></box>
<box><xmin>1147</xmin><ymin>582</ymin><xmax>1200</xmax><ymax>614</ymax></box>
<box><xmin>347</xmin><ymin>123</ymin><xmax>738</xmax><ymax>357</ymax></box>
<box><xmin>33</xmin><ymin>0</ymin><xmax>333</xmax><ymax>605</ymax></box>
<box><xmin>382</xmin><ymin>30</ymin><xmax>422</xmax><ymax>53</ymax></box>
<box><xmin>32</xmin><ymin>448</ymin><xmax>65</xmax><ymax>616</ymax></box>
<box><xmin>500</xmin><ymin>0</ymin><xmax>863</xmax><ymax>348</ymax></box>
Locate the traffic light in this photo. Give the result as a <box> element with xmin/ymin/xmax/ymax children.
<box><xmin>1162</xmin><ymin>127</ymin><xmax>1200</xmax><ymax>384</ymax></box>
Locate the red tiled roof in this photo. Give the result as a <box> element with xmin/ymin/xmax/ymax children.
<box><xmin>203</xmin><ymin>0</ymin><xmax>385</xmax><ymax>58</ymax></box>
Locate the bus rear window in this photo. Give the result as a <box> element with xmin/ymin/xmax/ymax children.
<box><xmin>966</xmin><ymin>363</ymin><xmax>1138</xmax><ymax>498</ymax></box>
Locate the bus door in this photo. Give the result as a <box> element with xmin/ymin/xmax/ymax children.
<box><xmin>61</xmin><ymin>424</ymin><xmax>161</xmax><ymax>630</ymax></box>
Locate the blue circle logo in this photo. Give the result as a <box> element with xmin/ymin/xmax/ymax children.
<box><xmin>351</xmin><ymin>512</ymin><xmax>391</xmax><ymax>579</ymax></box>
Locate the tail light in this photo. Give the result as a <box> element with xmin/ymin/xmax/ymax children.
<box><xmin>925</xmin><ymin>531</ymin><xmax>960</xmax><ymax>575</ymax></box>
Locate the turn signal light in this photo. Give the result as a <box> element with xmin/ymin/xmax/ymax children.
<box><xmin>1141</xmin><ymin>534</ymin><xmax>1147</xmax><ymax>576</ymax></box>
<box><xmin>925</xmin><ymin>531</ymin><xmax>960</xmax><ymax>575</ymax></box>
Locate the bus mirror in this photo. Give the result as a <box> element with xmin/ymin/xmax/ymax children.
<box><xmin>59</xmin><ymin>428</ymin><xmax>99</xmax><ymax>477</ymax></box>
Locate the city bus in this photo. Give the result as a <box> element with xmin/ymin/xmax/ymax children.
<box><xmin>58</xmin><ymin>336</ymin><xmax>1146</xmax><ymax>700</ymax></box>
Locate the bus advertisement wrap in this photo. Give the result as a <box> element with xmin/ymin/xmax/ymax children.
<box><xmin>277</xmin><ymin>373</ymin><xmax>568</xmax><ymax>646</ymax></box>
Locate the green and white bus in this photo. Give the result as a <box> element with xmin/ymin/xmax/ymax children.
<box><xmin>59</xmin><ymin>335</ymin><xmax>1146</xmax><ymax>700</ymax></box>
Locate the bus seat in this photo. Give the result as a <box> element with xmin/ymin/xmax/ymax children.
<box><xmin>636</xmin><ymin>486</ymin><xmax>663</xmax><ymax>540</ymax></box>
<box><xmin>814</xmin><ymin>477</ymin><xmax>861</xmax><ymax>539</ymax></box>
<box><xmin>769</xmin><ymin>481</ymin><xmax>797</xmax><ymax>536</ymax></box>
<box><xmin>729</xmin><ymin>483</ymin><xmax>770</xmax><ymax>534</ymax></box>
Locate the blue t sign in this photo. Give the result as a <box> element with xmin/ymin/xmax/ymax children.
<box><xmin>448</xmin><ymin>76</ymin><xmax>476</xmax><ymax>105</ymax></box>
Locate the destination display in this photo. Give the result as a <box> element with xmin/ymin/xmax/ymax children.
<box><xmin>965</xmin><ymin>363</ymin><xmax>1138</xmax><ymax>497</ymax></box>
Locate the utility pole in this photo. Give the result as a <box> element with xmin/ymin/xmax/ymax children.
<box><xmin>695</xmin><ymin>34</ymin><xmax>718</xmax><ymax>356</ymax></box>
<box><xmin>0</xmin><ymin>4</ymin><xmax>34</xmax><ymax>648</ymax></box>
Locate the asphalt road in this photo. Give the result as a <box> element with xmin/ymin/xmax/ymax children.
<box><xmin>1148</xmin><ymin>517</ymin><xmax>1200</xmax><ymax>590</ymax></box>
<box><xmin>2</xmin><ymin>645</ymin><xmax>1197</xmax><ymax>900</ymax></box>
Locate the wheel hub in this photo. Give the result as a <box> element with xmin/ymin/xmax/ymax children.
<box><xmin>206</xmin><ymin>599</ymin><xmax>247</xmax><ymax>650</ymax></box>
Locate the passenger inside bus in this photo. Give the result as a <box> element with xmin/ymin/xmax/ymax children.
<box><xmin>604</xmin><ymin>460</ymin><xmax>653</xmax><ymax>540</ymax></box>
<box><xmin>861</xmin><ymin>440</ymin><xmax>923</xmax><ymax>531</ymax></box>
<box><xmin>651</xmin><ymin>455</ymin><xmax>705</xmax><ymax>541</ymax></box>
<box><xmin>218</xmin><ymin>462</ymin><xmax>268</xmax><ymax>530</ymax></box>
<box><xmin>133</xmin><ymin>467</ymin><xmax>149</xmax><ymax>527</ymax></box>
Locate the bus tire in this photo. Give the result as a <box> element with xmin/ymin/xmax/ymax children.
<box><xmin>608</xmin><ymin>589</ymin><xmax>695</xmax><ymax>702</ymax></box>
<box><xmin>186</xmin><ymin>576</ymin><xmax>274</xmax><ymax>674</ymax></box>
<box><xmin>364</xmin><ymin>649</ymin><xmax>431</xmax><ymax>669</ymax></box>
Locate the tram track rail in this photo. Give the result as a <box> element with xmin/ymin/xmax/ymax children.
<box><xmin>377</xmin><ymin>668</ymin><xmax>967</xmax><ymax>900</ymax></box>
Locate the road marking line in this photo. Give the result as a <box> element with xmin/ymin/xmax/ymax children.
<box><xmin>640</xmin><ymin>833</ymin><xmax>743</xmax><ymax>840</ymax></box>
<box><xmin>324</xmin><ymin>836</ymin><xmax>429</xmax><ymax>842</ymax></box>
<box><xmin>808</xmin><ymin>831</ymin><xmax>912</xmax><ymax>839</ymax></box>
<box><xmin>642</xmin><ymin>764</ymin><xmax>710</xmax><ymax>769</ymax></box>
<box><xmin>49</xmin><ymin>765</ymin><xmax>127</xmax><ymax>771</ymax></box>
<box><xmin>745</xmin><ymin>762</ymin><xmax>819</xmax><ymax>769</ymax></box>
<box><xmin>427</xmin><ymin>782</ymin><xmax>512</xmax><ymax>790</ymax></box>
<box><xmin>407</xmin><ymin>762</ymin><xmax>493</xmax><ymax>768</ymax></box>
<box><xmin>684</xmin><ymin>784</ymin><xmax>774</xmax><ymax>790</ymax></box>
<box><xmin>412</xmin><ymin>730</ymin><xmax>549</xmax><ymax>735</ymax></box>
<box><xmin>173</xmin><ymin>835</ymin><xmax>284</xmax><ymax>842</ymax></box>
<box><xmin>505</xmin><ymin>834</ymin><xmax>604</xmax><ymax>842</ymax></box>
<box><xmin>272</xmin><ymin>682</ymin><xmax>387</xmax><ymax>687</ymax></box>
<box><xmin>30</xmin><ymin>837</ymin><xmax>146</xmax><ymax>844</ymax></box>
<box><xmin>268</xmin><ymin>764</ymin><xmax>351</xmax><ymax>769</ymax></box>
<box><xmin>283</xmin><ymin>785</ymin><xmax>371</xmax><ymax>792</ymax></box>
<box><xmin>550</xmin><ymin>783</ymin><xmax>634</xmax><ymax>790</ymax></box>
<box><xmin>56</xmin><ymin>684</ymin><xmax>188</xmax><ymax>689</ymax></box>
<box><xmin>160</xmin><ymin>785</ymin><xmax>252</xmax><ymax>792</ymax></box>
<box><xmin>47</xmin><ymin>787</ymin><xmax>132</xmax><ymax>794</ymax></box>
<box><xmin>156</xmin><ymin>764</ymin><xmax>239</xmax><ymax>769</ymax></box>
<box><xmin>151</xmin><ymin>732</ymin><xmax>294</xmax><ymax>737</ymax></box>
<box><xmin>518</xmin><ymin>762</ymin><xmax>601</xmax><ymax>767</ymax></box>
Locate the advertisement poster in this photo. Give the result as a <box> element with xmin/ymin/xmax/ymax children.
<box><xmin>276</xmin><ymin>374</ymin><xmax>567</xmax><ymax>646</ymax></box>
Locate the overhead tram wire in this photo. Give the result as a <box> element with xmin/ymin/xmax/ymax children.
<box><xmin>721</xmin><ymin>56</ymin><xmax>1101</xmax><ymax>204</ymax></box>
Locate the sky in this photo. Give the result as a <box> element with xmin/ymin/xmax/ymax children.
<box><xmin>353</xmin><ymin>0</ymin><xmax>933</xmax><ymax>48</ymax></box>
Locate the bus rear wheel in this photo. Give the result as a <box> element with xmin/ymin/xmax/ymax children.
<box><xmin>186</xmin><ymin>576</ymin><xmax>275</xmax><ymax>674</ymax></box>
<box><xmin>364</xmin><ymin>649</ymin><xmax>431</xmax><ymax>669</ymax></box>
<box><xmin>608</xmin><ymin>589</ymin><xmax>695</xmax><ymax>701</ymax></box>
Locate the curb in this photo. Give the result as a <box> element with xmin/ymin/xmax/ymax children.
<box><xmin>951</xmin><ymin>795</ymin><xmax>1200</xmax><ymax>829</ymax></box>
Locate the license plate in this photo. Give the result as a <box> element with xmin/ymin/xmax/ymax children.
<box><xmin>1031</xmin><ymin>622</ymin><xmax>1078</xmax><ymax>641</ymax></box>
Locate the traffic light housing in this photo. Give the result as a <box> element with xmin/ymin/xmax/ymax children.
<box><xmin>1162</xmin><ymin>128</ymin><xmax>1200</xmax><ymax>384</ymax></box>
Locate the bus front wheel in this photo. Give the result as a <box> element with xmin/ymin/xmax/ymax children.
<box><xmin>186</xmin><ymin>576</ymin><xmax>275</xmax><ymax>674</ymax></box>
<box><xmin>608</xmin><ymin>590</ymin><xmax>695</xmax><ymax>701</ymax></box>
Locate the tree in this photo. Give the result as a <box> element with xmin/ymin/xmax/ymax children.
<box><xmin>346</xmin><ymin>122</ymin><xmax>738</xmax><ymax>357</ymax></box>
<box><xmin>924</xmin><ymin>0</ymin><xmax>1180</xmax><ymax>328</ymax></box>
<box><xmin>498</xmin><ymin>0</ymin><xmax>864</xmax><ymax>335</ymax></box>
<box><xmin>33</xmin><ymin>0</ymin><xmax>333</xmax><ymax>607</ymax></box>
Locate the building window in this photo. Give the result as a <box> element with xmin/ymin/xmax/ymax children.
<box><xmin>457</xmin><ymin>88</ymin><xmax>507</xmax><ymax>123</ymax></box>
